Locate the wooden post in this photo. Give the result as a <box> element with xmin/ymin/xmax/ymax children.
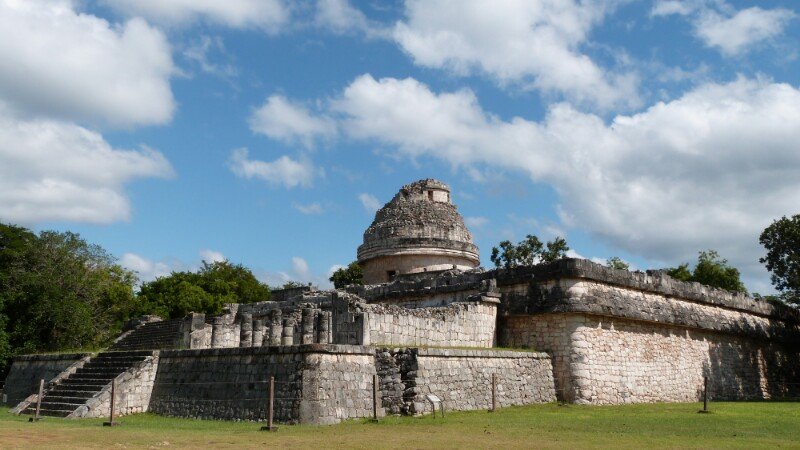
<box><xmin>698</xmin><ymin>376</ymin><xmax>710</xmax><ymax>414</ymax></box>
<box><xmin>371</xmin><ymin>374</ymin><xmax>379</xmax><ymax>422</ymax></box>
<box><xmin>261</xmin><ymin>377</ymin><xmax>277</xmax><ymax>431</ymax></box>
<box><xmin>29</xmin><ymin>379</ymin><xmax>44</xmax><ymax>422</ymax></box>
<box><xmin>489</xmin><ymin>373</ymin><xmax>497</xmax><ymax>412</ymax></box>
<box><xmin>103</xmin><ymin>380</ymin><xmax>119</xmax><ymax>426</ymax></box>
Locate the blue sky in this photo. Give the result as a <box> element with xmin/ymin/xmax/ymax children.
<box><xmin>1</xmin><ymin>0</ymin><xmax>799</xmax><ymax>292</ymax></box>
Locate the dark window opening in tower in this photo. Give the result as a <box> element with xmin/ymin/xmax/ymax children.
<box><xmin>428</xmin><ymin>191</ymin><xmax>434</xmax><ymax>201</ymax></box>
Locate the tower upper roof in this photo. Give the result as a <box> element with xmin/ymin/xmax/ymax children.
<box><xmin>357</xmin><ymin>179</ymin><xmax>479</xmax><ymax>263</ymax></box>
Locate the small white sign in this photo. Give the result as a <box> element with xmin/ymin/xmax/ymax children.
<box><xmin>426</xmin><ymin>394</ymin><xmax>441</xmax><ymax>403</ymax></box>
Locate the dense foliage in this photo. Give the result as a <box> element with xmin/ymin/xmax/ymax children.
<box><xmin>136</xmin><ymin>260</ymin><xmax>271</xmax><ymax>319</ymax></box>
<box><xmin>0</xmin><ymin>224</ymin><xmax>139</xmax><ymax>378</ymax></box>
<box><xmin>490</xmin><ymin>235</ymin><xmax>570</xmax><ymax>269</ymax></box>
<box><xmin>329</xmin><ymin>262</ymin><xmax>364</xmax><ymax>288</ymax></box>
<box><xmin>665</xmin><ymin>250</ymin><xmax>747</xmax><ymax>294</ymax></box>
<box><xmin>759</xmin><ymin>215</ymin><xmax>800</xmax><ymax>305</ymax></box>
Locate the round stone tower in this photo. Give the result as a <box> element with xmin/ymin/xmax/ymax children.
<box><xmin>357</xmin><ymin>179</ymin><xmax>480</xmax><ymax>284</ymax></box>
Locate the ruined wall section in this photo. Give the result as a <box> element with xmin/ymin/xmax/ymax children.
<box><xmin>376</xmin><ymin>348</ymin><xmax>555</xmax><ymax>415</ymax></box>
<box><xmin>497</xmin><ymin>259</ymin><xmax>800</xmax><ymax>404</ymax></box>
<box><xmin>147</xmin><ymin>345</ymin><xmax>376</xmax><ymax>425</ymax></box>
<box><xmin>361</xmin><ymin>300</ymin><xmax>497</xmax><ymax>347</ymax></box>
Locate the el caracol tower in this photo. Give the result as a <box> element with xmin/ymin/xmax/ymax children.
<box><xmin>356</xmin><ymin>179</ymin><xmax>480</xmax><ymax>284</ymax></box>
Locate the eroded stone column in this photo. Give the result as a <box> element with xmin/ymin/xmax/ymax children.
<box><xmin>252</xmin><ymin>320</ymin><xmax>264</xmax><ymax>347</ymax></box>
<box><xmin>211</xmin><ymin>316</ymin><xmax>226</xmax><ymax>348</ymax></box>
<box><xmin>317</xmin><ymin>311</ymin><xmax>331</xmax><ymax>344</ymax></box>
<box><xmin>268</xmin><ymin>309</ymin><xmax>282</xmax><ymax>346</ymax></box>
<box><xmin>281</xmin><ymin>318</ymin><xmax>295</xmax><ymax>346</ymax></box>
<box><xmin>240</xmin><ymin>313</ymin><xmax>253</xmax><ymax>348</ymax></box>
<box><xmin>301</xmin><ymin>308</ymin><xmax>315</xmax><ymax>344</ymax></box>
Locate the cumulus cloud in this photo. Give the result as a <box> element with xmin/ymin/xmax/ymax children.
<box><xmin>0</xmin><ymin>0</ymin><xmax>175</xmax><ymax>127</ymax></box>
<box><xmin>332</xmin><ymin>74</ymin><xmax>800</xmax><ymax>288</ymax></box>
<box><xmin>199</xmin><ymin>249</ymin><xmax>226</xmax><ymax>263</ymax></box>
<box><xmin>103</xmin><ymin>0</ymin><xmax>289</xmax><ymax>32</ymax></box>
<box><xmin>314</xmin><ymin>0</ymin><xmax>387</xmax><ymax>38</ymax></box>
<box><xmin>228</xmin><ymin>148</ymin><xmax>316</xmax><ymax>188</ymax></box>
<box><xmin>393</xmin><ymin>0</ymin><xmax>639</xmax><ymax>109</ymax></box>
<box><xmin>249</xmin><ymin>95</ymin><xmax>337</xmax><ymax>149</ymax></box>
<box><xmin>358</xmin><ymin>193</ymin><xmax>381</xmax><ymax>213</ymax></box>
<box><xmin>0</xmin><ymin>109</ymin><xmax>174</xmax><ymax>224</ymax></box>
<box><xmin>652</xmin><ymin>1</ymin><xmax>796</xmax><ymax>56</ymax></box>
<box><xmin>119</xmin><ymin>253</ymin><xmax>178</xmax><ymax>282</ymax></box>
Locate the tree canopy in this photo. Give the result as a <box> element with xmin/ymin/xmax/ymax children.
<box><xmin>136</xmin><ymin>260</ymin><xmax>271</xmax><ymax>320</ymax></box>
<box><xmin>759</xmin><ymin>215</ymin><xmax>800</xmax><ymax>305</ymax></box>
<box><xmin>490</xmin><ymin>235</ymin><xmax>570</xmax><ymax>269</ymax></box>
<box><xmin>665</xmin><ymin>250</ymin><xmax>747</xmax><ymax>294</ymax></box>
<box><xmin>329</xmin><ymin>262</ymin><xmax>364</xmax><ymax>288</ymax></box>
<box><xmin>0</xmin><ymin>224</ymin><xmax>139</xmax><ymax>377</ymax></box>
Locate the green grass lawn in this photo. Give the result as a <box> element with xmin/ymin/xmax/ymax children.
<box><xmin>2</xmin><ymin>402</ymin><xmax>798</xmax><ymax>449</ymax></box>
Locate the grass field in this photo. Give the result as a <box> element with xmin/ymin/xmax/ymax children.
<box><xmin>2</xmin><ymin>402</ymin><xmax>798</xmax><ymax>449</ymax></box>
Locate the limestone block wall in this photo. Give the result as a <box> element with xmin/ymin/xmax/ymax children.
<box><xmin>4</xmin><ymin>353</ymin><xmax>89</xmax><ymax>404</ymax></box>
<box><xmin>376</xmin><ymin>348</ymin><xmax>555</xmax><ymax>415</ymax></box>
<box><xmin>148</xmin><ymin>345</ymin><xmax>376</xmax><ymax>425</ymax></box>
<box><xmin>504</xmin><ymin>313</ymin><xmax>799</xmax><ymax>404</ymax></box>
<box><xmin>74</xmin><ymin>354</ymin><xmax>160</xmax><ymax>418</ymax></box>
<box><xmin>363</xmin><ymin>301</ymin><xmax>497</xmax><ymax>347</ymax></box>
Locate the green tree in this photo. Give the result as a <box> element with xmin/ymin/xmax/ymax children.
<box><xmin>329</xmin><ymin>262</ymin><xmax>364</xmax><ymax>288</ymax></box>
<box><xmin>136</xmin><ymin>260</ymin><xmax>270</xmax><ymax>319</ymax></box>
<box><xmin>606</xmin><ymin>257</ymin><xmax>630</xmax><ymax>271</ymax></box>
<box><xmin>490</xmin><ymin>235</ymin><xmax>570</xmax><ymax>269</ymax></box>
<box><xmin>759</xmin><ymin>215</ymin><xmax>800</xmax><ymax>305</ymax></box>
<box><xmin>665</xmin><ymin>250</ymin><xmax>747</xmax><ymax>294</ymax></box>
<box><xmin>1</xmin><ymin>227</ymin><xmax>139</xmax><ymax>376</ymax></box>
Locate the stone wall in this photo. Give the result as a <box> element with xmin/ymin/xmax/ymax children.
<box><xmin>363</xmin><ymin>300</ymin><xmax>497</xmax><ymax>347</ymax></box>
<box><xmin>504</xmin><ymin>313</ymin><xmax>799</xmax><ymax>404</ymax></box>
<box><xmin>500</xmin><ymin>271</ymin><xmax>800</xmax><ymax>404</ymax></box>
<box><xmin>376</xmin><ymin>348</ymin><xmax>555</xmax><ymax>415</ymax></box>
<box><xmin>3</xmin><ymin>353</ymin><xmax>89</xmax><ymax>405</ymax></box>
<box><xmin>148</xmin><ymin>345</ymin><xmax>376</xmax><ymax>425</ymax></box>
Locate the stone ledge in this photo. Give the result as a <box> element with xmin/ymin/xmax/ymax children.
<box><xmin>493</xmin><ymin>258</ymin><xmax>800</xmax><ymax>323</ymax></box>
<box><xmin>158</xmin><ymin>344</ymin><xmax>375</xmax><ymax>358</ymax></box>
<box><xmin>414</xmin><ymin>347</ymin><xmax>550</xmax><ymax>359</ymax></box>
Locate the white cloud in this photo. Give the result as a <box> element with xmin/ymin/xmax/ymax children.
<box><xmin>183</xmin><ymin>35</ymin><xmax>237</xmax><ymax>78</ymax></box>
<box><xmin>228</xmin><ymin>148</ymin><xmax>316</xmax><ymax>188</ymax></box>
<box><xmin>314</xmin><ymin>0</ymin><xmax>387</xmax><ymax>38</ymax></box>
<box><xmin>199</xmin><ymin>249</ymin><xmax>226</xmax><ymax>263</ymax></box>
<box><xmin>249</xmin><ymin>95</ymin><xmax>337</xmax><ymax>149</ymax></box>
<box><xmin>0</xmin><ymin>0</ymin><xmax>175</xmax><ymax>127</ymax></box>
<box><xmin>696</xmin><ymin>7</ymin><xmax>795</xmax><ymax>56</ymax></box>
<box><xmin>103</xmin><ymin>0</ymin><xmax>289</xmax><ymax>32</ymax></box>
<box><xmin>293</xmin><ymin>202</ymin><xmax>325</xmax><ymax>214</ymax></box>
<box><xmin>333</xmin><ymin>74</ymin><xmax>800</xmax><ymax>289</ymax></box>
<box><xmin>393</xmin><ymin>0</ymin><xmax>638</xmax><ymax>109</ymax></box>
<box><xmin>119</xmin><ymin>253</ymin><xmax>177</xmax><ymax>282</ymax></box>
<box><xmin>358</xmin><ymin>193</ymin><xmax>381</xmax><ymax>213</ymax></box>
<box><xmin>0</xmin><ymin>109</ymin><xmax>173</xmax><ymax>224</ymax></box>
<box><xmin>652</xmin><ymin>1</ymin><xmax>796</xmax><ymax>56</ymax></box>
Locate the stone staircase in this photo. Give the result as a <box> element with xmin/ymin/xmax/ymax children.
<box><xmin>22</xmin><ymin>351</ymin><xmax>153</xmax><ymax>417</ymax></box>
<box><xmin>109</xmin><ymin>319</ymin><xmax>183</xmax><ymax>351</ymax></box>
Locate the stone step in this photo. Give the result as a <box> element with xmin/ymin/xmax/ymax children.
<box><xmin>40</xmin><ymin>399</ymin><xmax>86</xmax><ymax>408</ymax></box>
<box><xmin>45</xmin><ymin>389</ymin><xmax>98</xmax><ymax>399</ymax></box>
